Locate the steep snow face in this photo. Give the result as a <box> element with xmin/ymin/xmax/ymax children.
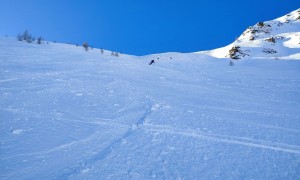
<box><xmin>1</xmin><ymin>37</ymin><xmax>300</xmax><ymax>179</ymax></box>
<box><xmin>200</xmin><ymin>8</ymin><xmax>300</xmax><ymax>60</ymax></box>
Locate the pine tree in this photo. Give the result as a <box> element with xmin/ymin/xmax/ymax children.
<box><xmin>83</xmin><ymin>42</ymin><xmax>89</xmax><ymax>51</ymax></box>
<box><xmin>37</xmin><ymin>37</ymin><xmax>43</xmax><ymax>44</ymax></box>
<box><xmin>26</xmin><ymin>35</ymin><xmax>33</xmax><ymax>43</ymax></box>
<box><xmin>22</xmin><ymin>30</ymin><xmax>33</xmax><ymax>43</ymax></box>
<box><xmin>22</xmin><ymin>30</ymin><xmax>29</xmax><ymax>41</ymax></box>
<box><xmin>17</xmin><ymin>33</ymin><xmax>22</xmax><ymax>41</ymax></box>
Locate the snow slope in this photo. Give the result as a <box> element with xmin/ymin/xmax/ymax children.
<box><xmin>200</xmin><ymin>8</ymin><xmax>300</xmax><ymax>60</ymax></box>
<box><xmin>1</xmin><ymin>10</ymin><xmax>300</xmax><ymax>180</ymax></box>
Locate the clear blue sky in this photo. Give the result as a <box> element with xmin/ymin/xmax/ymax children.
<box><xmin>0</xmin><ymin>0</ymin><xmax>298</xmax><ymax>55</ymax></box>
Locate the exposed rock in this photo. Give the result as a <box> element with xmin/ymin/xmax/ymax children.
<box><xmin>250</xmin><ymin>29</ymin><xmax>259</xmax><ymax>34</ymax></box>
<box><xmin>265</xmin><ymin>37</ymin><xmax>276</xmax><ymax>43</ymax></box>
<box><xmin>228</xmin><ymin>46</ymin><xmax>250</xmax><ymax>59</ymax></box>
<box><xmin>262</xmin><ymin>48</ymin><xmax>277</xmax><ymax>54</ymax></box>
<box><xmin>257</xmin><ymin>22</ymin><xmax>264</xmax><ymax>27</ymax></box>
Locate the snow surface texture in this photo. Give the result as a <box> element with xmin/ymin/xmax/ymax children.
<box><xmin>1</xmin><ymin>9</ymin><xmax>300</xmax><ymax>180</ymax></box>
<box><xmin>199</xmin><ymin>8</ymin><xmax>300</xmax><ymax>60</ymax></box>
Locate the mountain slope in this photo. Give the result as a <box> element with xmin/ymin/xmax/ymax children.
<box><xmin>200</xmin><ymin>8</ymin><xmax>300</xmax><ymax>60</ymax></box>
<box><xmin>1</xmin><ymin>9</ymin><xmax>300</xmax><ymax>180</ymax></box>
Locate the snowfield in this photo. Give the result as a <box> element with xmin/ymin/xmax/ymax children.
<box><xmin>1</xmin><ymin>9</ymin><xmax>300</xmax><ymax>180</ymax></box>
<box><xmin>199</xmin><ymin>8</ymin><xmax>300</xmax><ymax>60</ymax></box>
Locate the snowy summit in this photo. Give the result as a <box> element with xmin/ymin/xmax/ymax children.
<box><xmin>0</xmin><ymin>9</ymin><xmax>300</xmax><ymax>179</ymax></box>
<box><xmin>200</xmin><ymin>8</ymin><xmax>300</xmax><ymax>60</ymax></box>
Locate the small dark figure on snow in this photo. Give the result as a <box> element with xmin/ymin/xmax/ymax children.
<box><xmin>149</xmin><ymin>60</ymin><xmax>155</xmax><ymax>65</ymax></box>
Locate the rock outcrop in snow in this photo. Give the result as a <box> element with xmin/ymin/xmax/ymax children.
<box><xmin>1</xmin><ymin>9</ymin><xmax>300</xmax><ymax>180</ymax></box>
<box><xmin>200</xmin><ymin>8</ymin><xmax>300</xmax><ymax>60</ymax></box>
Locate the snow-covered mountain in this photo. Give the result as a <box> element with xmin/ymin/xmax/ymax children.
<box><xmin>1</xmin><ymin>9</ymin><xmax>300</xmax><ymax>179</ymax></box>
<box><xmin>200</xmin><ymin>8</ymin><xmax>300</xmax><ymax>60</ymax></box>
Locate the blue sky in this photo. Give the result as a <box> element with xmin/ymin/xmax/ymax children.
<box><xmin>0</xmin><ymin>0</ymin><xmax>298</xmax><ymax>55</ymax></box>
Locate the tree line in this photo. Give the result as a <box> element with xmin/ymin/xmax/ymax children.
<box><xmin>17</xmin><ymin>30</ymin><xmax>120</xmax><ymax>57</ymax></box>
<box><xmin>17</xmin><ymin>30</ymin><xmax>43</xmax><ymax>44</ymax></box>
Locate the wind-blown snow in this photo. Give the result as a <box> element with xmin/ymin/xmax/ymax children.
<box><xmin>1</xmin><ymin>9</ymin><xmax>300</xmax><ymax>180</ymax></box>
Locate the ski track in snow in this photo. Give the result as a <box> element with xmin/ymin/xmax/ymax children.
<box><xmin>52</xmin><ymin>102</ymin><xmax>153</xmax><ymax>179</ymax></box>
<box><xmin>1</xmin><ymin>12</ymin><xmax>300</xmax><ymax>178</ymax></box>
<box><xmin>142</xmin><ymin>123</ymin><xmax>300</xmax><ymax>155</ymax></box>
<box><xmin>43</xmin><ymin>101</ymin><xmax>300</xmax><ymax>178</ymax></box>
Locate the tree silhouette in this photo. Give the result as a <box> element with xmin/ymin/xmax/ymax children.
<box><xmin>83</xmin><ymin>42</ymin><xmax>89</xmax><ymax>51</ymax></box>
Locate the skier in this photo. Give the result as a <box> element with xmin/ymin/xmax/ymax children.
<box><xmin>149</xmin><ymin>60</ymin><xmax>155</xmax><ymax>65</ymax></box>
